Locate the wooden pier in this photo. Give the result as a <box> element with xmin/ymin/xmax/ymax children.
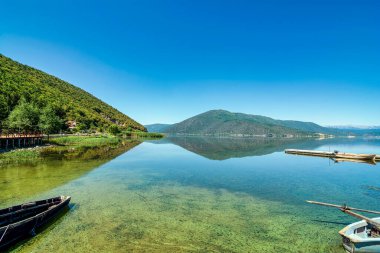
<box><xmin>285</xmin><ymin>149</ymin><xmax>380</xmax><ymax>162</ymax></box>
<box><xmin>0</xmin><ymin>134</ymin><xmax>43</xmax><ymax>149</ymax></box>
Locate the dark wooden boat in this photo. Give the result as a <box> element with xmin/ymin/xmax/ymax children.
<box><xmin>0</xmin><ymin>196</ymin><xmax>71</xmax><ymax>250</ymax></box>
<box><xmin>334</xmin><ymin>152</ymin><xmax>377</xmax><ymax>162</ymax></box>
<box><xmin>285</xmin><ymin>149</ymin><xmax>378</xmax><ymax>163</ymax></box>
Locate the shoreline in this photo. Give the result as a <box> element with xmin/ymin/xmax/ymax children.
<box><xmin>0</xmin><ymin>134</ymin><xmax>161</xmax><ymax>165</ymax></box>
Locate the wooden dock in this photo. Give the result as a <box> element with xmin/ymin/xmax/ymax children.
<box><xmin>285</xmin><ymin>149</ymin><xmax>380</xmax><ymax>162</ymax></box>
<box><xmin>0</xmin><ymin>134</ymin><xmax>43</xmax><ymax>149</ymax></box>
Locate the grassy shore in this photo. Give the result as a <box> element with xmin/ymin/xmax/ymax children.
<box><xmin>0</xmin><ymin>133</ymin><xmax>162</xmax><ymax>165</ymax></box>
<box><xmin>49</xmin><ymin>135</ymin><xmax>120</xmax><ymax>147</ymax></box>
<box><xmin>119</xmin><ymin>131</ymin><xmax>165</xmax><ymax>139</ymax></box>
<box><xmin>0</xmin><ymin>136</ymin><xmax>120</xmax><ymax>165</ymax></box>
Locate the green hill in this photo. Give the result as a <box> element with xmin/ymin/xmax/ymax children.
<box><xmin>164</xmin><ymin>110</ymin><xmax>338</xmax><ymax>136</ymax></box>
<box><xmin>0</xmin><ymin>54</ymin><xmax>145</xmax><ymax>133</ymax></box>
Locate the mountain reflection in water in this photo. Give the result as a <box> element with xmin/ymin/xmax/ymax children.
<box><xmin>158</xmin><ymin>136</ymin><xmax>376</xmax><ymax>160</ymax></box>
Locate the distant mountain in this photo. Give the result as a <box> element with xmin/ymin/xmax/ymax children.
<box><xmin>328</xmin><ymin>125</ymin><xmax>380</xmax><ymax>130</ymax></box>
<box><xmin>328</xmin><ymin>126</ymin><xmax>380</xmax><ymax>136</ymax></box>
<box><xmin>0</xmin><ymin>54</ymin><xmax>145</xmax><ymax>132</ymax></box>
<box><xmin>350</xmin><ymin>129</ymin><xmax>380</xmax><ymax>136</ymax></box>
<box><xmin>163</xmin><ymin>110</ymin><xmax>338</xmax><ymax>136</ymax></box>
<box><xmin>145</xmin><ymin>123</ymin><xmax>171</xmax><ymax>133</ymax></box>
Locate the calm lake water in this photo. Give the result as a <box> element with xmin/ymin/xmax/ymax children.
<box><xmin>1</xmin><ymin>137</ymin><xmax>380</xmax><ymax>252</ymax></box>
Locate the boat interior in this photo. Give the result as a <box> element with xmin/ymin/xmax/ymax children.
<box><xmin>352</xmin><ymin>224</ymin><xmax>379</xmax><ymax>239</ymax></box>
<box><xmin>340</xmin><ymin>218</ymin><xmax>380</xmax><ymax>240</ymax></box>
<box><xmin>0</xmin><ymin>197</ymin><xmax>64</xmax><ymax>228</ymax></box>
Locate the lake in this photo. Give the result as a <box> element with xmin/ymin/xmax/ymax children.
<box><xmin>2</xmin><ymin>137</ymin><xmax>380</xmax><ymax>252</ymax></box>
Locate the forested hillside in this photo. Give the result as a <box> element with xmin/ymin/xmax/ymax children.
<box><xmin>0</xmin><ymin>54</ymin><xmax>145</xmax><ymax>133</ymax></box>
<box><xmin>162</xmin><ymin>110</ymin><xmax>343</xmax><ymax>136</ymax></box>
<box><xmin>164</xmin><ymin>110</ymin><xmax>311</xmax><ymax>136</ymax></box>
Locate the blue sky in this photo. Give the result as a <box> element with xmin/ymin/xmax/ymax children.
<box><xmin>1</xmin><ymin>0</ymin><xmax>379</xmax><ymax>125</ymax></box>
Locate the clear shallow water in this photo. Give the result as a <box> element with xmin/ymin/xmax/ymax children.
<box><xmin>1</xmin><ymin>137</ymin><xmax>380</xmax><ymax>252</ymax></box>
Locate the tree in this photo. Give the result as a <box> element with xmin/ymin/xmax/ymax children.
<box><xmin>108</xmin><ymin>124</ymin><xmax>120</xmax><ymax>135</ymax></box>
<box><xmin>0</xmin><ymin>95</ymin><xmax>8</xmax><ymax>122</ymax></box>
<box><xmin>7</xmin><ymin>100</ymin><xmax>40</xmax><ymax>133</ymax></box>
<box><xmin>39</xmin><ymin>106</ymin><xmax>63</xmax><ymax>140</ymax></box>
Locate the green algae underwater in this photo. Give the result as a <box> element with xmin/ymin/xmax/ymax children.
<box><xmin>2</xmin><ymin>137</ymin><xmax>380</xmax><ymax>252</ymax></box>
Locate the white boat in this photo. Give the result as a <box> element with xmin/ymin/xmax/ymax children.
<box><xmin>339</xmin><ymin>217</ymin><xmax>380</xmax><ymax>253</ymax></box>
<box><xmin>307</xmin><ymin>201</ymin><xmax>380</xmax><ymax>253</ymax></box>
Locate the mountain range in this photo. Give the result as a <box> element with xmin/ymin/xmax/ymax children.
<box><xmin>145</xmin><ymin>110</ymin><xmax>344</xmax><ymax>136</ymax></box>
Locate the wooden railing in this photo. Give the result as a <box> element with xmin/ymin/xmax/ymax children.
<box><xmin>0</xmin><ymin>132</ymin><xmax>43</xmax><ymax>139</ymax></box>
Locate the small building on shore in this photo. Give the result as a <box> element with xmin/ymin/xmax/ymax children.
<box><xmin>67</xmin><ymin>120</ymin><xmax>77</xmax><ymax>129</ymax></box>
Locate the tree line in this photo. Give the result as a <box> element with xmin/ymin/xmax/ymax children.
<box><xmin>0</xmin><ymin>99</ymin><xmax>62</xmax><ymax>137</ymax></box>
<box><xmin>0</xmin><ymin>99</ymin><xmax>132</xmax><ymax>138</ymax></box>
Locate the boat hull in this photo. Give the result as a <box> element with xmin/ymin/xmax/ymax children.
<box><xmin>334</xmin><ymin>153</ymin><xmax>377</xmax><ymax>162</ymax></box>
<box><xmin>0</xmin><ymin>196</ymin><xmax>71</xmax><ymax>250</ymax></box>
<box><xmin>342</xmin><ymin>238</ymin><xmax>380</xmax><ymax>253</ymax></box>
<box><xmin>340</xmin><ymin>218</ymin><xmax>380</xmax><ymax>253</ymax></box>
